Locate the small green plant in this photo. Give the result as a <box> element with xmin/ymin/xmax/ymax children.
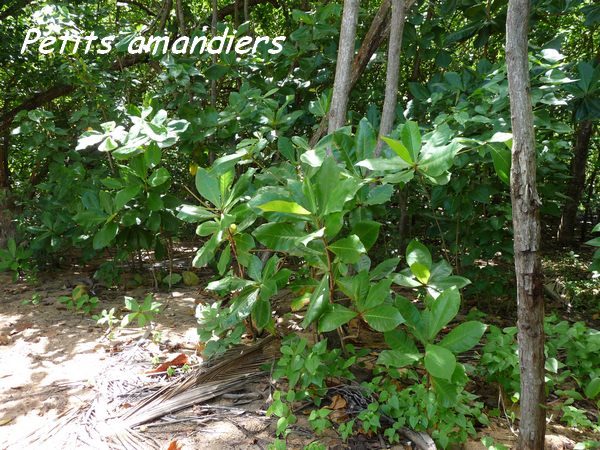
<box><xmin>587</xmin><ymin>223</ymin><xmax>600</xmax><ymax>276</ymax></box>
<box><xmin>478</xmin><ymin>316</ymin><xmax>600</xmax><ymax>431</ymax></box>
<box><xmin>0</xmin><ymin>238</ymin><xmax>34</xmax><ymax>282</ymax></box>
<box><xmin>482</xmin><ymin>436</ymin><xmax>510</xmax><ymax>450</ymax></box>
<box><xmin>267</xmin><ymin>336</ymin><xmax>362</xmax><ymax>438</ymax></box>
<box><xmin>121</xmin><ymin>294</ymin><xmax>162</xmax><ymax>328</ymax></box>
<box><xmin>22</xmin><ymin>292</ymin><xmax>42</xmax><ymax>306</ymax></box>
<box><xmin>58</xmin><ymin>286</ymin><xmax>99</xmax><ymax>314</ymax></box>
<box><xmin>93</xmin><ymin>307</ymin><xmax>118</xmax><ymax>330</ymax></box>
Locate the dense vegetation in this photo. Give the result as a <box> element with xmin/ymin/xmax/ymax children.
<box><xmin>0</xmin><ymin>0</ymin><xmax>599</xmax><ymax>448</ymax></box>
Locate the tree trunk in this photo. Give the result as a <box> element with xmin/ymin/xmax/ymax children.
<box><xmin>581</xmin><ymin>149</ymin><xmax>600</xmax><ymax>241</ymax></box>
<box><xmin>506</xmin><ymin>0</ymin><xmax>546</xmax><ymax>448</ymax></box>
<box><xmin>327</xmin><ymin>0</ymin><xmax>360</xmax><ymax>139</ymax></box>
<box><xmin>310</xmin><ymin>0</ymin><xmax>390</xmax><ymax>146</ymax></box>
<box><xmin>0</xmin><ymin>133</ymin><xmax>15</xmax><ymax>249</ymax></box>
<box><xmin>376</xmin><ymin>0</ymin><xmax>413</xmax><ymax>156</ymax></box>
<box><xmin>558</xmin><ymin>120</ymin><xmax>594</xmax><ymax>243</ymax></box>
<box><xmin>0</xmin><ymin>133</ymin><xmax>9</xmax><ymax>190</ymax></box>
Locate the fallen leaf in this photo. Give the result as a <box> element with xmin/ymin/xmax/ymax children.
<box><xmin>166</xmin><ymin>440</ymin><xmax>182</xmax><ymax>450</ymax></box>
<box><xmin>0</xmin><ymin>335</ymin><xmax>10</xmax><ymax>345</ymax></box>
<box><xmin>146</xmin><ymin>353</ymin><xmax>189</xmax><ymax>374</ymax></box>
<box><xmin>0</xmin><ymin>417</ymin><xmax>13</xmax><ymax>426</ymax></box>
<box><xmin>329</xmin><ymin>394</ymin><xmax>347</xmax><ymax>410</ymax></box>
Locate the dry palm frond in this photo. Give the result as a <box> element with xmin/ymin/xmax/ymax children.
<box><xmin>120</xmin><ymin>335</ymin><xmax>278</xmax><ymax>425</ymax></box>
<box><xmin>7</xmin><ymin>336</ymin><xmax>278</xmax><ymax>450</ymax></box>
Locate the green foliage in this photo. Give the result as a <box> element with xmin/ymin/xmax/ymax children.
<box><xmin>479</xmin><ymin>316</ymin><xmax>600</xmax><ymax>431</ymax></box>
<box><xmin>58</xmin><ymin>286</ymin><xmax>99</xmax><ymax>315</ymax></box>
<box><xmin>0</xmin><ymin>238</ymin><xmax>34</xmax><ymax>282</ymax></box>
<box><xmin>121</xmin><ymin>294</ymin><xmax>162</xmax><ymax>328</ymax></box>
<box><xmin>587</xmin><ymin>223</ymin><xmax>600</xmax><ymax>275</ymax></box>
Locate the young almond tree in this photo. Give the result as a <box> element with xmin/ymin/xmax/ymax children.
<box><xmin>506</xmin><ymin>0</ymin><xmax>546</xmax><ymax>448</ymax></box>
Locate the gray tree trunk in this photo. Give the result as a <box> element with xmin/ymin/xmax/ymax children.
<box><xmin>506</xmin><ymin>0</ymin><xmax>546</xmax><ymax>448</ymax></box>
<box><xmin>558</xmin><ymin>120</ymin><xmax>594</xmax><ymax>243</ymax></box>
<box><xmin>376</xmin><ymin>0</ymin><xmax>413</xmax><ymax>156</ymax></box>
<box><xmin>311</xmin><ymin>0</ymin><xmax>389</xmax><ymax>147</ymax></box>
<box><xmin>0</xmin><ymin>133</ymin><xmax>15</xmax><ymax>249</ymax></box>
<box><xmin>327</xmin><ymin>0</ymin><xmax>360</xmax><ymax>140</ymax></box>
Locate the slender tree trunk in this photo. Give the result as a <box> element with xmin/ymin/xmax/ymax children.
<box><xmin>558</xmin><ymin>120</ymin><xmax>595</xmax><ymax>243</ymax></box>
<box><xmin>0</xmin><ymin>133</ymin><xmax>9</xmax><ymax>190</ymax></box>
<box><xmin>376</xmin><ymin>0</ymin><xmax>413</xmax><ymax>156</ymax></box>
<box><xmin>327</xmin><ymin>0</ymin><xmax>360</xmax><ymax>140</ymax></box>
<box><xmin>244</xmin><ymin>0</ymin><xmax>249</xmax><ymax>22</ymax></box>
<box><xmin>506</xmin><ymin>0</ymin><xmax>546</xmax><ymax>448</ymax></box>
<box><xmin>311</xmin><ymin>0</ymin><xmax>390</xmax><ymax>146</ymax></box>
<box><xmin>581</xmin><ymin>149</ymin><xmax>600</xmax><ymax>241</ymax></box>
<box><xmin>176</xmin><ymin>0</ymin><xmax>187</xmax><ymax>34</ymax></box>
<box><xmin>0</xmin><ymin>133</ymin><xmax>14</xmax><ymax>249</ymax></box>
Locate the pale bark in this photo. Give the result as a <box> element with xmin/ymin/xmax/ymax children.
<box><xmin>376</xmin><ymin>0</ymin><xmax>413</xmax><ymax>156</ymax></box>
<box><xmin>310</xmin><ymin>0</ymin><xmax>391</xmax><ymax>146</ymax></box>
<box><xmin>506</xmin><ymin>0</ymin><xmax>546</xmax><ymax>448</ymax></box>
<box><xmin>327</xmin><ymin>0</ymin><xmax>361</xmax><ymax>140</ymax></box>
<box><xmin>558</xmin><ymin>120</ymin><xmax>594</xmax><ymax>243</ymax></box>
<box><xmin>176</xmin><ymin>0</ymin><xmax>187</xmax><ymax>34</ymax></box>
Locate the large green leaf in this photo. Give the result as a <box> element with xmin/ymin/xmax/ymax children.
<box><xmin>257</xmin><ymin>200</ymin><xmax>311</xmax><ymax>215</ymax></box>
<box><xmin>328</xmin><ymin>235</ymin><xmax>366</xmax><ymax>263</ymax></box>
<box><xmin>427</xmin><ymin>286</ymin><xmax>461</xmax><ymax>340</ymax></box>
<box><xmin>115</xmin><ymin>185</ymin><xmax>140</xmax><ymax>211</ymax></box>
<box><xmin>192</xmin><ymin>235</ymin><xmax>219</xmax><ymax>268</ymax></box>
<box><xmin>363</xmin><ymin>305</ymin><xmax>404</xmax><ymax>332</ymax></box>
<box><xmin>355</xmin><ymin>118</ymin><xmax>376</xmax><ymax>161</ymax></box>
<box><xmin>401</xmin><ymin>121</ymin><xmax>422</xmax><ymax>162</ymax></box>
<box><xmin>177</xmin><ymin>204</ymin><xmax>215</xmax><ymax>222</ymax></box>
<box><xmin>377</xmin><ymin>350</ymin><xmax>421</xmax><ymax>368</ymax></box>
<box><xmin>381</xmin><ymin>136</ymin><xmax>413</xmax><ymax>164</ymax></box>
<box><xmin>302</xmin><ymin>276</ymin><xmax>330</xmax><ymax>328</ymax></box>
<box><xmin>195</xmin><ymin>168</ymin><xmax>221</xmax><ymax>208</ymax></box>
<box><xmin>406</xmin><ymin>240</ymin><xmax>432</xmax><ymax>270</ymax></box>
<box><xmin>253</xmin><ymin>298</ymin><xmax>272</xmax><ymax>329</ymax></box>
<box><xmin>318</xmin><ymin>304</ymin><xmax>357</xmax><ymax>333</ymax></box>
<box><xmin>586</xmin><ymin>237</ymin><xmax>600</xmax><ymax>247</ymax></box>
<box><xmin>355</xmin><ymin>157</ymin><xmax>410</xmax><ymax>172</ymax></box>
<box><xmin>93</xmin><ymin>222</ymin><xmax>118</xmax><ymax>250</ymax></box>
<box><xmin>585</xmin><ymin>377</ymin><xmax>600</xmax><ymax>400</ymax></box>
<box><xmin>149</xmin><ymin>167</ymin><xmax>171</xmax><ymax>187</ymax></box>
<box><xmin>438</xmin><ymin>321</ymin><xmax>487</xmax><ymax>353</ymax></box>
<box><xmin>418</xmin><ymin>141</ymin><xmax>458</xmax><ymax>177</ymax></box>
<box><xmin>359</xmin><ymin>278</ymin><xmax>392</xmax><ymax>312</ymax></box>
<box><xmin>351</xmin><ymin>220</ymin><xmax>381</xmax><ymax>251</ymax></box>
<box><xmin>488</xmin><ymin>143</ymin><xmax>511</xmax><ymax>186</ymax></box>
<box><xmin>424</xmin><ymin>344</ymin><xmax>456</xmax><ymax>381</ymax></box>
<box><xmin>323</xmin><ymin>178</ymin><xmax>362</xmax><ymax>215</ymax></box>
<box><xmin>254</xmin><ymin>223</ymin><xmax>305</xmax><ymax>252</ymax></box>
<box><xmin>384</xmin><ymin>329</ymin><xmax>418</xmax><ymax>353</ymax></box>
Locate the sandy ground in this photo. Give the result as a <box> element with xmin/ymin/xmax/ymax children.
<box><xmin>0</xmin><ymin>270</ymin><xmax>594</xmax><ymax>450</ymax></box>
